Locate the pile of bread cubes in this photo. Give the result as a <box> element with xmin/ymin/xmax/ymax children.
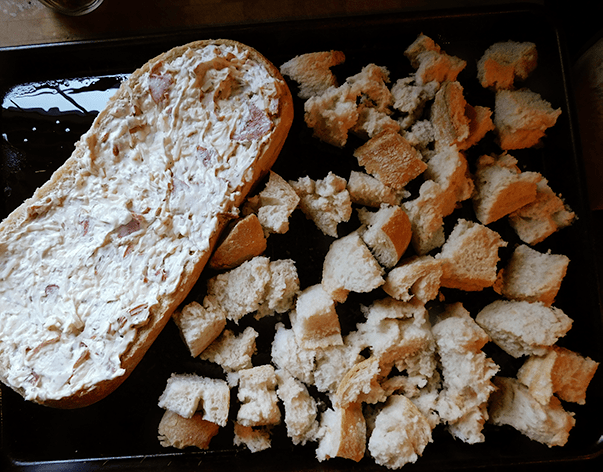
<box><xmin>154</xmin><ymin>34</ymin><xmax>600</xmax><ymax>469</ymax></box>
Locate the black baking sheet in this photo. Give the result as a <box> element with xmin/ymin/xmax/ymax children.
<box><xmin>1</xmin><ymin>3</ymin><xmax>602</xmax><ymax>471</ymax></box>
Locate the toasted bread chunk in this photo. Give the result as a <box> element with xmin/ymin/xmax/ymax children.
<box><xmin>256</xmin><ymin>259</ymin><xmax>300</xmax><ymax>318</ymax></box>
<box><xmin>335</xmin><ymin>357</ymin><xmax>387</xmax><ymax>408</ymax></box>
<box><xmin>488</xmin><ymin>376</ymin><xmax>575</xmax><ymax>447</ymax></box>
<box><xmin>403</xmin><ymin>180</ymin><xmax>447</xmax><ymax>255</ymax></box>
<box><xmin>475</xmin><ymin>300</ymin><xmax>573</xmax><ymax>358</ymax></box>
<box><xmin>347</xmin><ymin>170</ymin><xmax>409</xmax><ymax>208</ymax></box>
<box><xmin>518</xmin><ymin>346</ymin><xmax>599</xmax><ymax>405</ymax></box>
<box><xmin>357</xmin><ymin>204</ymin><xmax>412</xmax><ymax>268</ymax></box>
<box><xmin>271</xmin><ymin>323</ymin><xmax>316</xmax><ymax>386</ymax></box>
<box><xmin>347</xmin><ymin>63</ymin><xmax>393</xmax><ymax>113</ymax></box>
<box><xmin>233</xmin><ymin>423</ymin><xmax>272</xmax><ymax>452</ymax></box>
<box><xmin>404</xmin><ymin>33</ymin><xmax>466</xmax><ymax>86</ymax></box>
<box><xmin>206</xmin><ymin>256</ymin><xmax>271</xmax><ymax>323</ymax></box>
<box><xmin>208</xmin><ymin>214</ymin><xmax>267</xmax><ymax>270</ymax></box>
<box><xmin>494</xmin><ymin>88</ymin><xmax>562</xmax><ymax>150</ymax></box>
<box><xmin>436</xmin><ymin>219</ymin><xmax>507</xmax><ymax>291</ymax></box>
<box><xmin>246</xmin><ymin>171</ymin><xmax>300</xmax><ymax>236</ymax></box>
<box><xmin>430</xmin><ymin>81</ymin><xmax>471</xmax><ymax>148</ymax></box>
<box><xmin>291</xmin><ymin>284</ymin><xmax>343</xmax><ymax>349</ymax></box>
<box><xmin>158</xmin><ymin>410</ymin><xmax>220</xmax><ymax>450</ymax></box>
<box><xmin>494</xmin><ymin>244</ymin><xmax>569</xmax><ymax>306</ymax></box>
<box><xmin>433</xmin><ymin>304</ymin><xmax>498</xmax><ymax>444</ymax></box>
<box><xmin>316</xmin><ymin>402</ymin><xmax>366</xmax><ymax>463</ymax></box>
<box><xmin>383</xmin><ymin>255</ymin><xmax>443</xmax><ymax>303</ymax></box>
<box><xmin>280</xmin><ymin>50</ymin><xmax>346</xmax><ymax>99</ymax></box>
<box><xmin>237</xmin><ymin>364</ymin><xmax>281</xmax><ymax>427</ymax></box>
<box><xmin>275</xmin><ymin>369</ymin><xmax>320</xmax><ymax>445</ymax></box>
<box><xmin>368</xmin><ymin>394</ymin><xmax>433</xmax><ymax>469</ymax></box>
<box><xmin>472</xmin><ymin>153</ymin><xmax>541</xmax><ymax>225</ymax></box>
<box><xmin>459</xmin><ymin>104</ymin><xmax>495</xmax><ymax>150</ymax></box>
<box><xmin>172</xmin><ymin>297</ymin><xmax>227</xmax><ymax>357</ymax></box>
<box><xmin>321</xmin><ymin>231</ymin><xmax>385</xmax><ymax>303</ymax></box>
<box><xmin>354</xmin><ymin>130</ymin><xmax>427</xmax><ymax>190</ymax></box>
<box><xmin>304</xmin><ymin>83</ymin><xmax>359</xmax><ymax>147</ymax></box>
<box><xmin>477</xmin><ymin>41</ymin><xmax>538</xmax><ymax>90</ymax></box>
<box><xmin>290</xmin><ymin>172</ymin><xmax>352</xmax><ymax>237</ymax></box>
<box><xmin>200</xmin><ymin>326</ymin><xmax>258</xmax><ymax>379</ymax></box>
<box><xmin>508</xmin><ymin>178</ymin><xmax>575</xmax><ymax>245</ymax></box>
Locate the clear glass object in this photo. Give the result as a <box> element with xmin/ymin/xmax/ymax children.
<box><xmin>38</xmin><ymin>0</ymin><xmax>104</xmax><ymax>16</ymax></box>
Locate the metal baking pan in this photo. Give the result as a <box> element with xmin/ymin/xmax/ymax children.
<box><xmin>1</xmin><ymin>3</ymin><xmax>602</xmax><ymax>471</ymax></box>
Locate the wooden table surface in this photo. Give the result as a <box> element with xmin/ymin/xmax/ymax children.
<box><xmin>1</xmin><ymin>0</ymin><xmax>534</xmax><ymax>49</ymax></box>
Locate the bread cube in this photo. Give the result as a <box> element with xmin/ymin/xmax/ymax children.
<box><xmin>436</xmin><ymin>219</ymin><xmax>507</xmax><ymax>291</ymax></box>
<box><xmin>488</xmin><ymin>376</ymin><xmax>575</xmax><ymax>447</ymax></box>
<box><xmin>304</xmin><ymin>83</ymin><xmax>359</xmax><ymax>147</ymax></box>
<box><xmin>382</xmin><ymin>255</ymin><xmax>443</xmax><ymax>303</ymax></box>
<box><xmin>432</xmin><ymin>304</ymin><xmax>498</xmax><ymax>444</ymax></box>
<box><xmin>334</xmin><ymin>357</ymin><xmax>387</xmax><ymax>408</ymax></box>
<box><xmin>321</xmin><ymin>231</ymin><xmax>385</xmax><ymax>303</ymax></box>
<box><xmin>280</xmin><ymin>50</ymin><xmax>345</xmax><ymax>99</ymax></box>
<box><xmin>233</xmin><ymin>423</ymin><xmax>272</xmax><ymax>452</ymax></box>
<box><xmin>291</xmin><ymin>284</ymin><xmax>342</xmax><ymax>349</ymax></box>
<box><xmin>158</xmin><ymin>410</ymin><xmax>220</xmax><ymax>450</ymax></box>
<box><xmin>290</xmin><ymin>172</ymin><xmax>352</xmax><ymax>237</ymax></box>
<box><xmin>276</xmin><ymin>369</ymin><xmax>320</xmax><ymax>445</ymax></box>
<box><xmin>404</xmin><ymin>33</ymin><xmax>466</xmax><ymax>86</ymax></box>
<box><xmin>200</xmin><ymin>326</ymin><xmax>258</xmax><ymax>377</ymax></box>
<box><xmin>367</xmin><ymin>395</ymin><xmax>432</xmax><ymax>469</ymax></box>
<box><xmin>472</xmin><ymin>153</ymin><xmax>542</xmax><ymax>225</ymax></box>
<box><xmin>256</xmin><ymin>258</ymin><xmax>300</xmax><ymax>318</ymax></box>
<box><xmin>271</xmin><ymin>323</ymin><xmax>316</xmax><ymax>385</ymax></box>
<box><xmin>430</xmin><ymin>81</ymin><xmax>471</xmax><ymax>148</ymax></box>
<box><xmin>207</xmin><ymin>214</ymin><xmax>267</xmax><ymax>270</ymax></box>
<box><xmin>237</xmin><ymin>364</ymin><xmax>281</xmax><ymax>427</ymax></box>
<box><xmin>353</xmin><ymin>129</ymin><xmax>427</xmax><ymax>190</ymax></box>
<box><xmin>206</xmin><ymin>256</ymin><xmax>271</xmax><ymax>323</ymax></box>
<box><xmin>357</xmin><ymin>204</ymin><xmax>412</xmax><ymax>268</ymax></box>
<box><xmin>459</xmin><ymin>104</ymin><xmax>495</xmax><ymax>150</ymax></box>
<box><xmin>494</xmin><ymin>88</ymin><xmax>562</xmax><ymax>150</ymax></box>
<box><xmin>158</xmin><ymin>374</ymin><xmax>230</xmax><ymax>426</ymax></box>
<box><xmin>508</xmin><ymin>178</ymin><xmax>575</xmax><ymax>245</ymax></box>
<box><xmin>477</xmin><ymin>41</ymin><xmax>538</xmax><ymax>90</ymax></box>
<box><xmin>518</xmin><ymin>346</ymin><xmax>599</xmax><ymax>405</ymax></box>
<box><xmin>172</xmin><ymin>297</ymin><xmax>227</xmax><ymax>357</ymax></box>
<box><xmin>494</xmin><ymin>244</ymin><xmax>569</xmax><ymax>306</ymax></box>
<box><xmin>347</xmin><ymin>170</ymin><xmax>409</xmax><ymax>208</ymax></box>
<box><xmin>316</xmin><ymin>403</ymin><xmax>366</xmax><ymax>463</ymax></box>
<box><xmin>475</xmin><ymin>300</ymin><xmax>573</xmax><ymax>358</ymax></box>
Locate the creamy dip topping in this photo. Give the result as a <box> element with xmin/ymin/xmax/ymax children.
<box><xmin>0</xmin><ymin>43</ymin><xmax>281</xmax><ymax>403</ymax></box>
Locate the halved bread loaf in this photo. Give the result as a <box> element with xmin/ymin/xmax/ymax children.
<box><xmin>0</xmin><ymin>39</ymin><xmax>293</xmax><ymax>408</ymax></box>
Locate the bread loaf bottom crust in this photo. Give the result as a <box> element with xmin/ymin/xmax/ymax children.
<box><xmin>0</xmin><ymin>39</ymin><xmax>293</xmax><ymax>408</ymax></box>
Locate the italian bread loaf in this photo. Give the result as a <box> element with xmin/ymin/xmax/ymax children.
<box><xmin>0</xmin><ymin>39</ymin><xmax>293</xmax><ymax>408</ymax></box>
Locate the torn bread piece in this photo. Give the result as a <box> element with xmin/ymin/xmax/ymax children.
<box><xmin>347</xmin><ymin>170</ymin><xmax>409</xmax><ymax>208</ymax></box>
<box><xmin>475</xmin><ymin>300</ymin><xmax>573</xmax><ymax>358</ymax></box>
<box><xmin>508</xmin><ymin>178</ymin><xmax>575</xmax><ymax>245</ymax></box>
<box><xmin>237</xmin><ymin>364</ymin><xmax>281</xmax><ymax>427</ymax></box>
<box><xmin>436</xmin><ymin>219</ymin><xmax>507</xmax><ymax>291</ymax></box>
<box><xmin>488</xmin><ymin>376</ymin><xmax>575</xmax><ymax>447</ymax></box>
<box><xmin>494</xmin><ymin>244</ymin><xmax>569</xmax><ymax>306</ymax></box>
<box><xmin>207</xmin><ymin>214</ymin><xmax>267</xmax><ymax>270</ymax></box>
<box><xmin>290</xmin><ymin>284</ymin><xmax>343</xmax><ymax>350</ymax></box>
<box><xmin>256</xmin><ymin>258</ymin><xmax>300</xmax><ymax>319</ymax></box>
<box><xmin>477</xmin><ymin>41</ymin><xmax>538</xmax><ymax>90</ymax></box>
<box><xmin>316</xmin><ymin>402</ymin><xmax>367</xmax><ymax>463</ymax></box>
<box><xmin>158</xmin><ymin>410</ymin><xmax>220</xmax><ymax>450</ymax></box>
<box><xmin>433</xmin><ymin>303</ymin><xmax>499</xmax><ymax>444</ymax></box>
<box><xmin>382</xmin><ymin>255</ymin><xmax>443</xmax><ymax>303</ymax></box>
<box><xmin>357</xmin><ymin>204</ymin><xmax>412</xmax><ymax>269</ymax></box>
<box><xmin>244</xmin><ymin>171</ymin><xmax>300</xmax><ymax>236</ymax></box>
<box><xmin>404</xmin><ymin>33</ymin><xmax>466</xmax><ymax>86</ymax></box>
<box><xmin>290</xmin><ymin>172</ymin><xmax>352</xmax><ymax>238</ymax></box>
<box><xmin>472</xmin><ymin>153</ymin><xmax>542</xmax><ymax>225</ymax></box>
<box><xmin>494</xmin><ymin>88</ymin><xmax>562</xmax><ymax>150</ymax></box>
<box><xmin>233</xmin><ymin>423</ymin><xmax>273</xmax><ymax>452</ymax></box>
<box><xmin>321</xmin><ymin>231</ymin><xmax>385</xmax><ymax>303</ymax></box>
<box><xmin>368</xmin><ymin>394</ymin><xmax>433</xmax><ymax>469</ymax></box>
<box><xmin>172</xmin><ymin>297</ymin><xmax>227</xmax><ymax>358</ymax></box>
<box><xmin>280</xmin><ymin>50</ymin><xmax>346</xmax><ymax>99</ymax></box>
<box><xmin>517</xmin><ymin>346</ymin><xmax>599</xmax><ymax>405</ymax></box>
<box><xmin>353</xmin><ymin>129</ymin><xmax>427</xmax><ymax>191</ymax></box>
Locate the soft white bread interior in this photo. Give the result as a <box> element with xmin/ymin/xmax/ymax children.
<box><xmin>0</xmin><ymin>38</ymin><xmax>293</xmax><ymax>408</ymax></box>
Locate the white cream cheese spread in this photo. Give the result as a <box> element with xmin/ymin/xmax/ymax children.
<box><xmin>0</xmin><ymin>42</ymin><xmax>282</xmax><ymax>403</ymax></box>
